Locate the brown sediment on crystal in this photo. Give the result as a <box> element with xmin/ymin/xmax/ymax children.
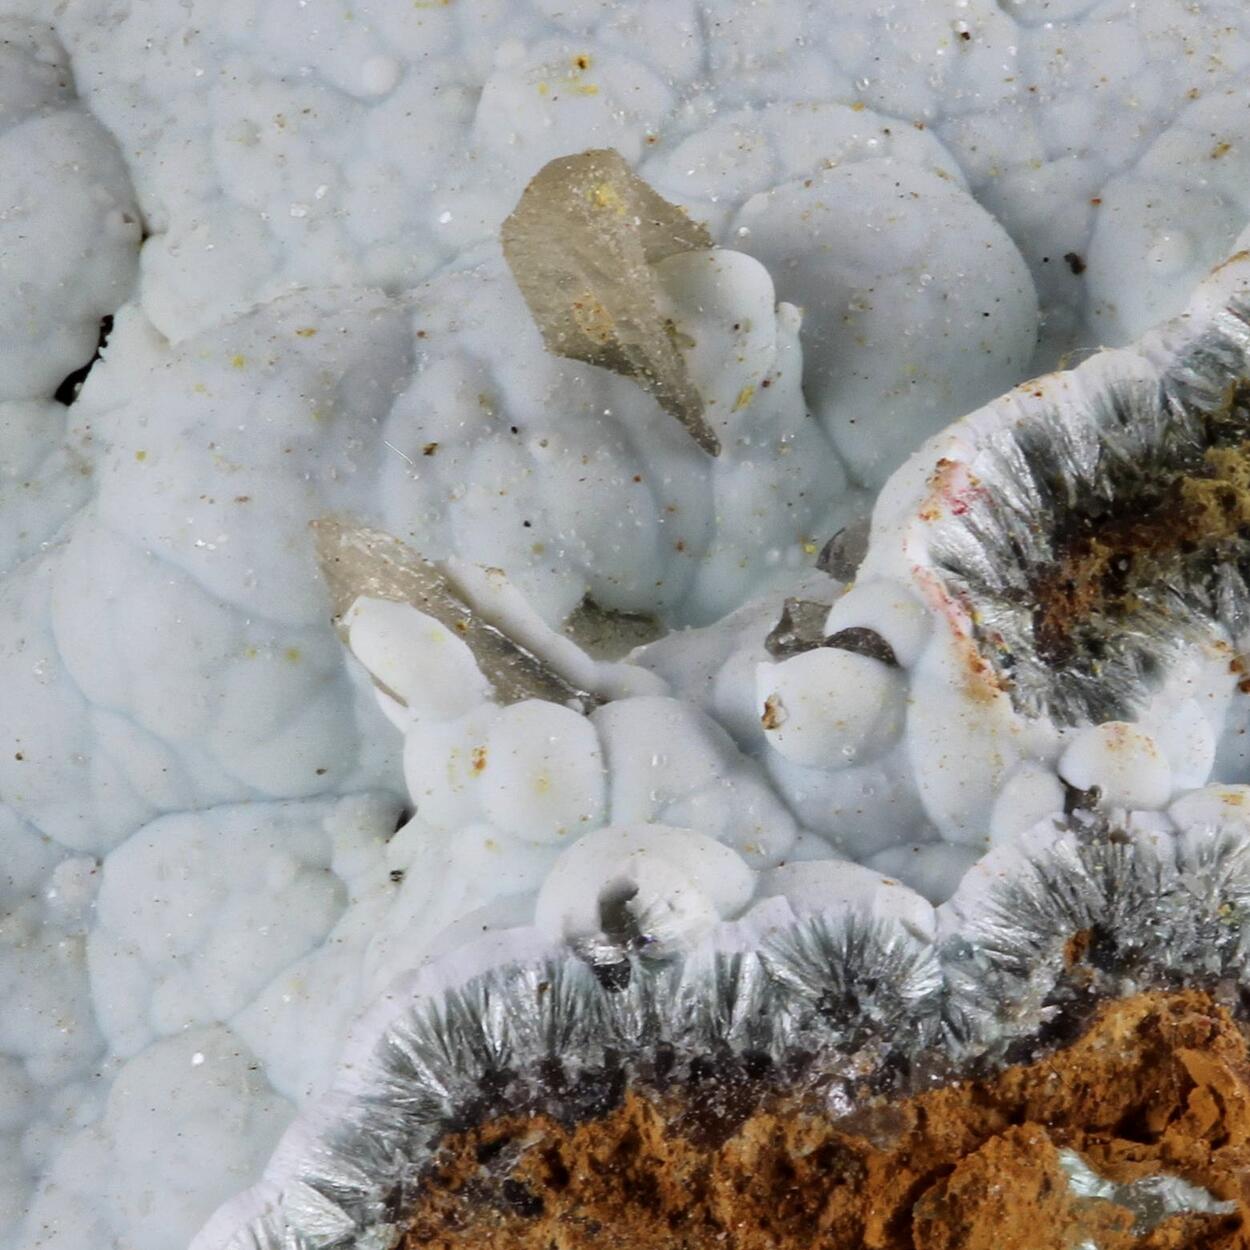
<box><xmin>402</xmin><ymin>992</ymin><xmax>1250</xmax><ymax>1249</ymax></box>
<box><xmin>1033</xmin><ymin>400</ymin><xmax>1250</xmax><ymax>667</ymax></box>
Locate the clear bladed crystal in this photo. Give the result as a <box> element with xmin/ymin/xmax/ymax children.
<box><xmin>502</xmin><ymin>148</ymin><xmax>719</xmax><ymax>455</ymax></box>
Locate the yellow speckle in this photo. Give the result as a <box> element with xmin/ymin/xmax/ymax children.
<box><xmin>732</xmin><ymin>384</ymin><xmax>756</xmax><ymax>411</ymax></box>
<box><xmin>802</xmin><ymin>540</ymin><xmax>818</xmax><ymax>555</ymax></box>
<box><xmin>588</xmin><ymin>182</ymin><xmax>625</xmax><ymax>213</ymax></box>
<box><xmin>134</xmin><ymin>450</ymin><xmax>147</xmax><ymax>462</ymax></box>
<box><xmin>284</xmin><ymin>647</ymin><xmax>302</xmax><ymax>663</ymax></box>
<box><xmin>531</xmin><ymin>542</ymin><xmax>546</xmax><ymax>556</ymax></box>
<box><xmin>230</xmin><ymin>354</ymin><xmax>247</xmax><ymax>369</ymax></box>
<box><xmin>574</xmin><ymin>83</ymin><xmax>600</xmax><ymax>96</ymax></box>
<box><xmin>533</xmin><ymin>773</ymin><xmax>552</xmax><ymax>794</ymax></box>
<box><xmin>537</xmin><ymin>81</ymin><xmax>550</xmax><ymax>96</ymax></box>
<box><xmin>850</xmin><ymin>100</ymin><xmax>866</xmax><ymax>112</ymax></box>
<box><xmin>471</xmin><ymin>745</ymin><xmax>488</xmax><ymax>773</ymax></box>
<box><xmin>573</xmin><ymin>54</ymin><xmax>592</xmax><ymax>71</ymax></box>
<box><xmin>244</xmin><ymin>646</ymin><xmax>259</xmax><ymax>659</ymax></box>
<box><xmin>295</xmin><ymin>327</ymin><xmax>318</xmax><ymax>338</ymax></box>
<box><xmin>1211</xmin><ymin>140</ymin><xmax>1233</xmax><ymax>159</ymax></box>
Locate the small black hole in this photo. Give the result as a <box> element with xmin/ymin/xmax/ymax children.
<box><xmin>55</xmin><ymin>315</ymin><xmax>113</xmax><ymax>406</ymax></box>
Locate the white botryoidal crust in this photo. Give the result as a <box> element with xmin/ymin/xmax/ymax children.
<box><xmin>7</xmin><ymin>5</ymin><xmax>1250</xmax><ymax>1249</ymax></box>
<box><xmin>729</xmin><ymin>158</ymin><xmax>1039</xmax><ymax>489</ymax></box>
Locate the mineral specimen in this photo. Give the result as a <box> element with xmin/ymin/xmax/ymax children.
<box><xmin>8</xmin><ymin>6</ymin><xmax>1250</xmax><ymax>1250</ymax></box>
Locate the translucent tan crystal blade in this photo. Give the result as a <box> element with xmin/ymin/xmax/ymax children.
<box><xmin>502</xmin><ymin>148</ymin><xmax>720</xmax><ymax>455</ymax></box>
<box><xmin>312</xmin><ymin>518</ymin><xmax>602</xmax><ymax>709</ymax></box>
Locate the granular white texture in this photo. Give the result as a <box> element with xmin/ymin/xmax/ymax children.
<box><xmin>4</xmin><ymin>3</ymin><xmax>1250</xmax><ymax>1249</ymax></box>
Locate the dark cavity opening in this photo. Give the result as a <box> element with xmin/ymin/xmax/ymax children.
<box><xmin>55</xmin><ymin>315</ymin><xmax>114</xmax><ymax>406</ymax></box>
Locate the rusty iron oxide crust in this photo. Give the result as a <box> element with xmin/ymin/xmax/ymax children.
<box><xmin>404</xmin><ymin>992</ymin><xmax>1250</xmax><ymax>1250</ymax></box>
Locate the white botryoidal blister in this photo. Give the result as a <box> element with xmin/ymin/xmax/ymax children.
<box><xmin>0</xmin><ymin>19</ymin><xmax>140</xmax><ymax>402</ymax></box>
<box><xmin>987</xmin><ymin>762</ymin><xmax>1068</xmax><ymax>847</ymax></box>
<box><xmin>342</xmin><ymin>598</ymin><xmax>492</xmax><ymax>727</ymax></box>
<box><xmin>759</xmin><ymin>859</ymin><xmax>937</xmax><ymax>944</ymax></box>
<box><xmin>1085</xmin><ymin>84</ymin><xmax>1250</xmax><ymax>347</ymax></box>
<box><xmin>479</xmin><ymin>701</ymin><xmax>607</xmax><ymax>844</ymax></box>
<box><xmin>729</xmin><ymin>158</ymin><xmax>1039</xmax><ymax>489</ymax></box>
<box><xmin>591</xmin><ymin>694</ymin><xmax>800</xmax><ymax>865</ymax></box>
<box><xmin>756</xmin><ymin>647</ymin><xmax>906</xmax><ymax>771</ymax></box>
<box><xmin>535</xmin><ymin>824</ymin><xmax>756</xmax><ymax>963</ymax></box>
<box><xmin>0</xmin><ymin>400</ymin><xmax>96</xmax><ymax>580</ymax></box>
<box><xmin>1058</xmin><ymin>722</ymin><xmax>1173</xmax><ymax>811</ymax></box>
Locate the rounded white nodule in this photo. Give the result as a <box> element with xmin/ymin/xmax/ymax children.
<box><xmin>345</xmin><ymin>597</ymin><xmax>491</xmax><ymax>721</ymax></box>
<box><xmin>1058</xmin><ymin>721</ymin><xmax>1172</xmax><ymax>810</ymax></box>
<box><xmin>535</xmin><ymin>824</ymin><xmax>755</xmax><ymax>958</ymax></box>
<box><xmin>1148</xmin><ymin>698</ymin><xmax>1217</xmax><ymax>792</ymax></box>
<box><xmin>760</xmin><ymin>857</ymin><xmax>936</xmax><ymax>942</ymax></box>
<box><xmin>824</xmin><ymin>580</ymin><xmax>932</xmax><ymax>668</ymax></box>
<box><xmin>756</xmin><ymin>647</ymin><xmax>905</xmax><ymax>770</ymax></box>
<box><xmin>988</xmin><ymin>762</ymin><xmax>1066</xmax><ymax>846</ymax></box>
<box><xmin>1169</xmin><ymin>784</ymin><xmax>1250</xmax><ymax>839</ymax></box>
<box><xmin>480</xmin><ymin>700</ymin><xmax>606</xmax><ymax>844</ymax></box>
<box><xmin>649</xmin><ymin>247</ymin><xmax>778</xmax><ymax>428</ymax></box>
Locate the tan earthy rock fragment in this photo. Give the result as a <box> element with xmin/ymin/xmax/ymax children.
<box><xmin>501</xmin><ymin>148</ymin><xmax>720</xmax><ymax>455</ymax></box>
<box><xmin>312</xmin><ymin>518</ymin><xmax>601</xmax><ymax>710</ymax></box>
<box><xmin>403</xmin><ymin>991</ymin><xmax>1250</xmax><ymax>1249</ymax></box>
<box><xmin>911</xmin><ymin>1125</ymin><xmax>1132</xmax><ymax>1250</ymax></box>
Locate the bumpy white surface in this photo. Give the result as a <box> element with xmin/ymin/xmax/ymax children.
<box><xmin>0</xmin><ymin>18</ymin><xmax>140</xmax><ymax>403</ymax></box>
<box><xmin>4</xmin><ymin>3</ymin><xmax>1250</xmax><ymax>1249</ymax></box>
